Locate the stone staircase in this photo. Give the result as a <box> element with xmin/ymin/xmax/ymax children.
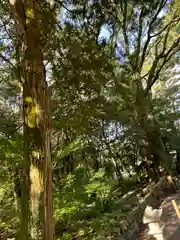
<box><xmin>118</xmin><ymin>176</ymin><xmax>176</xmax><ymax>240</ymax></box>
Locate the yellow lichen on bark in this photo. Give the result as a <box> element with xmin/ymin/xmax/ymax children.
<box><xmin>24</xmin><ymin>96</ymin><xmax>40</xmax><ymax>128</ymax></box>
<box><xmin>30</xmin><ymin>163</ymin><xmax>43</xmax><ymax>217</ymax></box>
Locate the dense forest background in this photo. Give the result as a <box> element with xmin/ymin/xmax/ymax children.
<box><xmin>0</xmin><ymin>0</ymin><xmax>180</xmax><ymax>239</ymax></box>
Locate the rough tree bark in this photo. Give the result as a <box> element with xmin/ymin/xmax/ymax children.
<box><xmin>9</xmin><ymin>0</ymin><xmax>54</xmax><ymax>239</ymax></box>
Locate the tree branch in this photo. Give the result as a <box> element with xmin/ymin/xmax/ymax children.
<box><xmin>144</xmin><ymin>60</ymin><xmax>165</xmax><ymax>96</ymax></box>
<box><xmin>140</xmin><ymin>0</ymin><xmax>168</xmax><ymax>69</ymax></box>
<box><xmin>162</xmin><ymin>37</ymin><xmax>180</xmax><ymax>58</ymax></box>
<box><xmin>145</xmin><ymin>37</ymin><xmax>180</xmax><ymax>95</ymax></box>
<box><xmin>7</xmin><ymin>124</ymin><xmax>23</xmax><ymax>138</ymax></box>
<box><xmin>136</xmin><ymin>7</ymin><xmax>144</xmax><ymax>68</ymax></box>
<box><xmin>151</xmin><ymin>16</ymin><xmax>180</xmax><ymax>38</ymax></box>
<box><xmin>54</xmin><ymin>0</ymin><xmax>75</xmax><ymax>14</ymax></box>
<box><xmin>0</xmin><ymin>52</ymin><xmax>15</xmax><ymax>68</ymax></box>
<box><xmin>120</xmin><ymin>0</ymin><xmax>129</xmax><ymax>56</ymax></box>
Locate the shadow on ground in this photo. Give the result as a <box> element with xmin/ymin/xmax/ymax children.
<box><xmin>167</xmin><ymin>227</ymin><xmax>180</xmax><ymax>240</ymax></box>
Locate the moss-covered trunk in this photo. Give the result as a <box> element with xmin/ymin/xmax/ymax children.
<box><xmin>9</xmin><ymin>0</ymin><xmax>54</xmax><ymax>239</ymax></box>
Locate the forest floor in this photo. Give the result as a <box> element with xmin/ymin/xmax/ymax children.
<box><xmin>138</xmin><ymin>192</ymin><xmax>180</xmax><ymax>240</ymax></box>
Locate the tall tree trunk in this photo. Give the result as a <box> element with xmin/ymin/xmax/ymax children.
<box><xmin>9</xmin><ymin>1</ymin><xmax>54</xmax><ymax>239</ymax></box>
<box><xmin>135</xmin><ymin>78</ymin><xmax>172</xmax><ymax>172</ymax></box>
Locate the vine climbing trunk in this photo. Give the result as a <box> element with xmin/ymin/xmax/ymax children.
<box><xmin>9</xmin><ymin>0</ymin><xmax>54</xmax><ymax>239</ymax></box>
